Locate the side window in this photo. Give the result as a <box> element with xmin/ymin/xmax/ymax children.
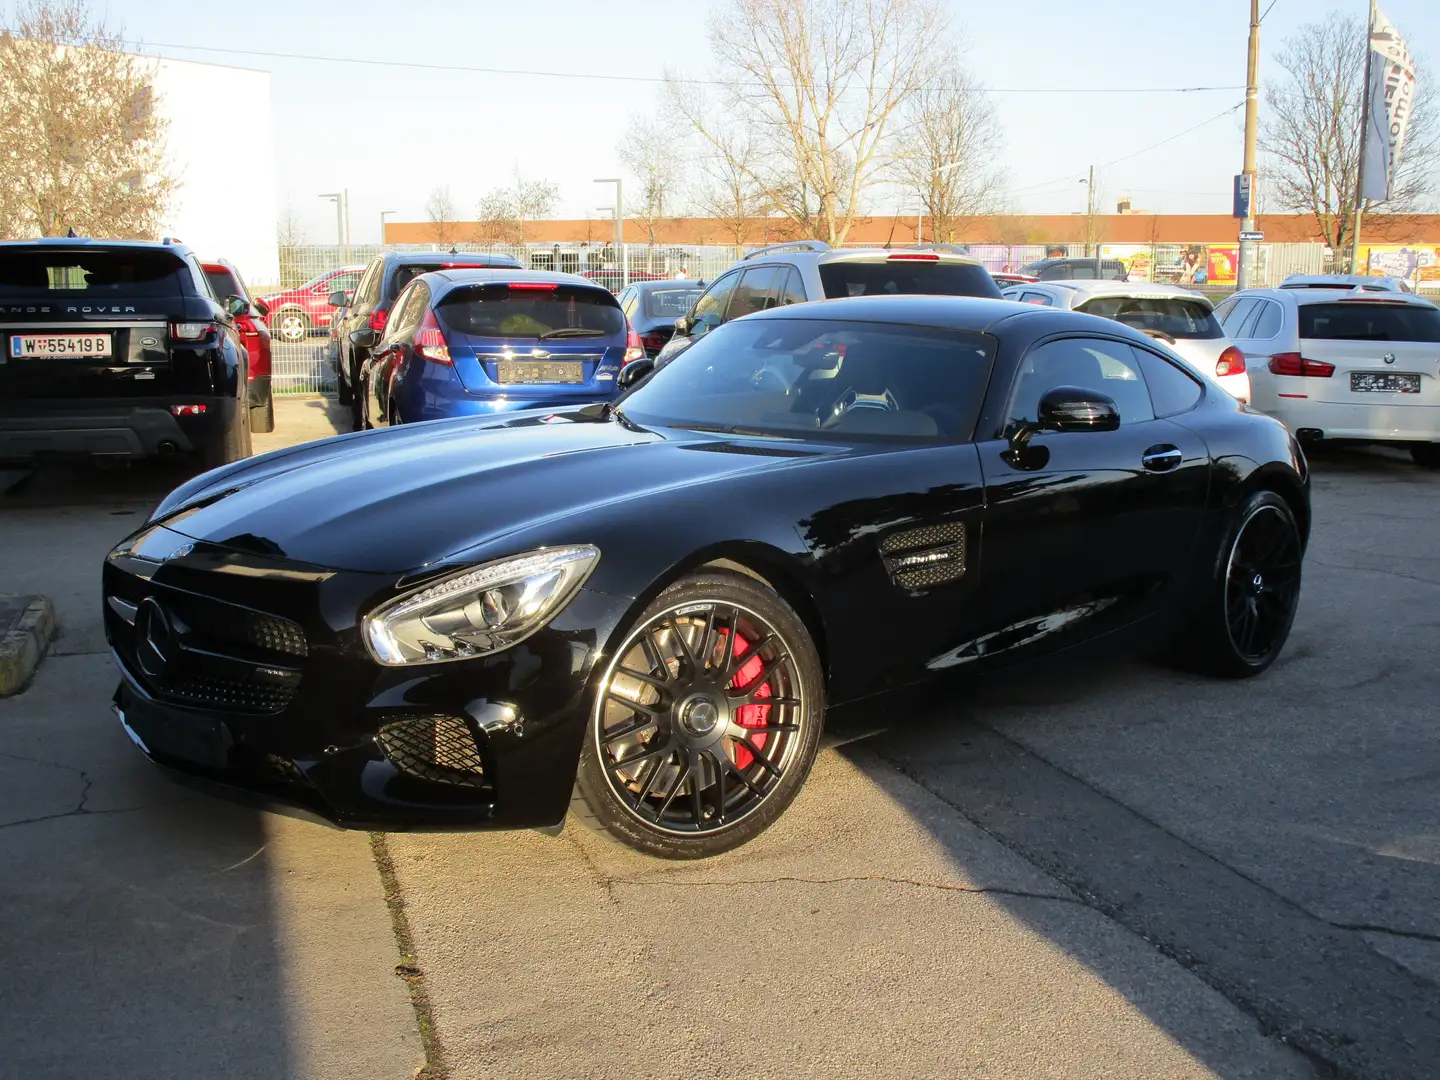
<box><xmin>1213</xmin><ymin>297</ymin><xmax>1237</xmax><ymax>324</ymax></box>
<box><xmin>323</xmin><ymin>271</ymin><xmax>361</xmax><ymax>297</ymax></box>
<box><xmin>1008</xmin><ymin>337</ymin><xmax>1155</xmax><ymax>429</ymax></box>
<box><xmin>383</xmin><ymin>283</ymin><xmax>428</xmax><ymax>345</ymax></box>
<box><xmin>728</xmin><ymin>266</ymin><xmax>785</xmax><ymax>320</ymax></box>
<box><xmin>1131</xmin><ymin>346</ymin><xmax>1204</xmax><ymax>417</ymax></box>
<box><xmin>1047</xmin><ymin>263</ymin><xmax>1073</xmax><ymax>280</ymax></box>
<box><xmin>187</xmin><ymin>256</ymin><xmax>215</xmax><ymax>300</ymax></box>
<box><xmin>1018</xmin><ymin>290</ymin><xmax>1053</xmax><ymax>306</ymax></box>
<box><xmin>778</xmin><ymin>267</ymin><xmax>807</xmax><ymax>306</ymax></box>
<box><xmin>691</xmin><ymin>272</ymin><xmax>740</xmax><ymax>328</ymax></box>
<box><xmin>354</xmin><ymin>260</ymin><xmax>383</xmax><ymax>309</ymax></box>
<box><xmin>618</xmin><ymin>288</ymin><xmax>638</xmax><ymax>319</ymax></box>
<box><xmin>1248</xmin><ymin>299</ymin><xmax>1283</xmax><ymax>339</ymax></box>
<box><xmin>1218</xmin><ymin>297</ymin><xmax>1258</xmax><ymax>336</ymax></box>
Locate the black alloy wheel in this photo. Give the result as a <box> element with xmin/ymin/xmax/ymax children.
<box><xmin>575</xmin><ymin>570</ymin><xmax>825</xmax><ymax>858</ymax></box>
<box><xmin>1188</xmin><ymin>491</ymin><xmax>1302</xmax><ymax>677</ymax></box>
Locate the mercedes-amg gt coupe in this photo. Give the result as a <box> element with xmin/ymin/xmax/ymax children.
<box><xmin>105</xmin><ymin>295</ymin><xmax>1310</xmax><ymax>858</ymax></box>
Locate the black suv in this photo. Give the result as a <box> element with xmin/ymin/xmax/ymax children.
<box><xmin>0</xmin><ymin>238</ymin><xmax>253</xmax><ymax>468</ymax></box>
<box><xmin>1016</xmin><ymin>257</ymin><xmax>1128</xmax><ymax>281</ymax></box>
<box><xmin>331</xmin><ymin>251</ymin><xmax>522</xmax><ymax>427</ymax></box>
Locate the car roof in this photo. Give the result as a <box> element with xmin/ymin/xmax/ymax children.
<box><xmin>1</xmin><ymin>236</ymin><xmax>196</xmax><ymax>255</ymax></box>
<box><xmin>1233</xmin><ymin>287</ymin><xmax>1439</xmax><ymax>308</ymax></box>
<box><xmin>1279</xmin><ymin>273</ymin><xmax>1405</xmax><ymax>290</ymax></box>
<box><xmin>743</xmin><ymin>293</ymin><xmax>1143</xmax><ymax>335</ymax></box>
<box><xmin>384</xmin><ymin>251</ymin><xmax>521</xmax><ymax>267</ymax></box>
<box><xmin>629</xmin><ymin>279</ymin><xmax>704</xmax><ymax>290</ymax></box>
<box><xmin>731</xmin><ymin>240</ymin><xmax>984</xmax><ymax>270</ymax></box>
<box><xmin>414</xmin><ymin>268</ymin><xmax>613</xmax><ymax>294</ymax></box>
<box><xmin>1030</xmin><ymin>280</ymin><xmax>1211</xmax><ymax>306</ymax></box>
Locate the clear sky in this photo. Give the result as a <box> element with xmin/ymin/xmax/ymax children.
<box><xmin>96</xmin><ymin>0</ymin><xmax>1439</xmax><ymax>242</ymax></box>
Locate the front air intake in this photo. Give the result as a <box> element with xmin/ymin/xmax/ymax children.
<box><xmin>377</xmin><ymin>715</ymin><xmax>488</xmax><ymax>788</ymax></box>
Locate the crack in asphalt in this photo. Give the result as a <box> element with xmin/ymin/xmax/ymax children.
<box><xmin>1306</xmin><ymin>558</ymin><xmax>1440</xmax><ymax>588</ymax></box>
<box><xmin>603</xmin><ymin>873</ymin><xmax>1083</xmax><ymax>904</ymax></box>
<box><xmin>0</xmin><ymin>750</ymin><xmax>195</xmax><ymax>831</ymax></box>
<box><xmin>1335</xmin><ymin>923</ymin><xmax>1440</xmax><ymax>946</ymax></box>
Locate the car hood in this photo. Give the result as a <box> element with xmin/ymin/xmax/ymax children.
<box><xmin>155</xmin><ymin>412</ymin><xmax>814</xmax><ymax>574</ymax></box>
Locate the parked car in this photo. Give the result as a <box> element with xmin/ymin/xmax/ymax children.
<box><xmin>202</xmin><ymin>259</ymin><xmax>274</xmax><ymax>433</ymax></box>
<box><xmin>1017</xmin><ymin>257</ymin><xmax>1128</xmax><ymax>282</ymax></box>
<box><xmin>580</xmin><ymin>268</ymin><xmax>665</xmax><ymax>293</ymax></box>
<box><xmin>655</xmin><ymin>240</ymin><xmax>1002</xmax><ymax>366</ymax></box>
<box><xmin>259</xmin><ymin>265</ymin><xmax>365</xmax><ymax>343</ymax></box>
<box><xmin>353</xmin><ymin>268</ymin><xmax>643</xmax><ymax>429</ymax></box>
<box><xmin>1216</xmin><ymin>287</ymin><xmax>1440</xmax><ymax>466</ymax></box>
<box><xmin>330</xmin><ymin>251</ymin><xmax>524</xmax><ymax>427</ymax></box>
<box><xmin>617</xmin><ymin>280</ymin><xmax>705</xmax><ymax>356</ymax></box>
<box><xmin>1000</xmin><ymin>280</ymin><xmax>1250</xmax><ymax>402</ymax></box>
<box><xmin>1280</xmin><ymin>273</ymin><xmax>1415</xmax><ymax>294</ymax></box>
<box><xmin>992</xmin><ymin>272</ymin><xmax>1038</xmax><ymax>288</ymax></box>
<box><xmin>109</xmin><ymin>295</ymin><xmax>1309</xmax><ymax>857</ymax></box>
<box><xmin>0</xmin><ymin>237</ymin><xmax>252</xmax><ymax>467</ymax></box>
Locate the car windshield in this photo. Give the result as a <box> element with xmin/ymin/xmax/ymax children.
<box><xmin>0</xmin><ymin>247</ymin><xmax>188</xmax><ymax>298</ymax></box>
<box><xmin>1078</xmin><ymin>297</ymin><xmax>1222</xmax><ymax>339</ymax></box>
<box><xmin>204</xmin><ymin>268</ymin><xmax>243</xmax><ymax>302</ymax></box>
<box><xmin>391</xmin><ymin>262</ymin><xmax>514</xmax><ymax>295</ymax></box>
<box><xmin>1298</xmin><ymin>302</ymin><xmax>1440</xmax><ymax>342</ymax></box>
<box><xmin>645</xmin><ymin>288</ymin><xmax>702</xmax><ymax>319</ymax></box>
<box><xmin>620</xmin><ymin>317</ymin><xmax>996</xmax><ymax>440</ymax></box>
<box><xmin>435</xmin><ymin>283</ymin><xmax>624</xmax><ymax>338</ymax></box>
<box><xmin>818</xmin><ymin>260</ymin><xmax>1000</xmax><ymax>300</ymax></box>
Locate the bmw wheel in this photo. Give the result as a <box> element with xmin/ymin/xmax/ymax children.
<box><xmin>275</xmin><ymin>310</ymin><xmax>311</xmax><ymax>344</ymax></box>
<box><xmin>1188</xmin><ymin>491</ymin><xmax>1303</xmax><ymax>678</ymax></box>
<box><xmin>574</xmin><ymin>570</ymin><xmax>825</xmax><ymax>858</ymax></box>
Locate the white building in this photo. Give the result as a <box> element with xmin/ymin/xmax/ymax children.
<box><xmin>145</xmin><ymin>54</ymin><xmax>279</xmax><ymax>287</ymax></box>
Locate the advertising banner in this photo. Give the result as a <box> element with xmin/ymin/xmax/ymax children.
<box><xmin>1361</xmin><ymin>7</ymin><xmax>1417</xmax><ymax>202</ymax></box>
<box><xmin>1148</xmin><ymin>245</ymin><xmax>1238</xmax><ymax>287</ymax></box>
<box><xmin>1360</xmin><ymin>244</ymin><xmax>1439</xmax><ymax>283</ymax></box>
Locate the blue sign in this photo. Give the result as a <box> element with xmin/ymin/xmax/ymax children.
<box><xmin>1239</xmin><ymin>231</ymin><xmax>1264</xmax><ymax>243</ymax></box>
<box><xmin>1233</xmin><ymin>173</ymin><xmax>1254</xmax><ymax>219</ymax></box>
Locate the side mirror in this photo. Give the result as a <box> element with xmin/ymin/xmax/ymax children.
<box><xmin>617</xmin><ymin>357</ymin><xmax>655</xmax><ymax>390</ymax></box>
<box><xmin>328</xmin><ymin>290</ymin><xmax>348</xmax><ymax>307</ymax></box>
<box><xmin>350</xmin><ymin>328</ymin><xmax>380</xmax><ymax>350</ymax></box>
<box><xmin>673</xmin><ymin>315</ymin><xmax>691</xmax><ymax>336</ymax></box>
<box><xmin>694</xmin><ymin>312</ymin><xmax>721</xmax><ymax>337</ymax></box>
<box><xmin>223</xmin><ymin>295</ymin><xmax>248</xmax><ymax>318</ymax></box>
<box><xmin>1036</xmin><ymin>386</ymin><xmax>1120</xmax><ymax>433</ymax></box>
<box><xmin>253</xmin><ymin>299</ymin><xmax>270</xmax><ymax>317</ymax></box>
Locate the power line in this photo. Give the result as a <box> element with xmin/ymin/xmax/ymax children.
<box><xmin>48</xmin><ymin>34</ymin><xmax>1246</xmax><ymax>95</ymax></box>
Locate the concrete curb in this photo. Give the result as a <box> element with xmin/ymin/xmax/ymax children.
<box><xmin>0</xmin><ymin>595</ymin><xmax>59</xmax><ymax>697</ymax></box>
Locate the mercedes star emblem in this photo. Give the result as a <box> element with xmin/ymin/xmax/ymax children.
<box><xmin>134</xmin><ymin>597</ymin><xmax>175</xmax><ymax>680</ymax></box>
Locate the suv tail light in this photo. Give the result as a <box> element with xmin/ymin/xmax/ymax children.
<box><xmin>1268</xmin><ymin>352</ymin><xmax>1334</xmax><ymax>377</ymax></box>
<box><xmin>368</xmin><ymin>307</ymin><xmax>389</xmax><ymax>334</ymax></box>
<box><xmin>640</xmin><ymin>332</ymin><xmax>666</xmax><ymax>353</ymax></box>
<box><xmin>1214</xmin><ymin>345</ymin><xmax>1246</xmax><ymax>377</ymax></box>
<box><xmin>887</xmin><ymin>252</ymin><xmax>940</xmax><ymax>262</ymax></box>
<box><xmin>624</xmin><ymin>323</ymin><xmax>645</xmax><ymax>364</ymax></box>
<box><xmin>414</xmin><ymin>308</ymin><xmax>451</xmax><ymax>365</ymax></box>
<box><xmin>170</xmin><ymin>320</ymin><xmax>216</xmax><ymax>342</ymax></box>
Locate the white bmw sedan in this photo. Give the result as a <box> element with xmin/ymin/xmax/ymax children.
<box><xmin>1216</xmin><ymin>287</ymin><xmax>1440</xmax><ymax>467</ymax></box>
<box><xmin>1000</xmin><ymin>280</ymin><xmax>1250</xmax><ymax>402</ymax></box>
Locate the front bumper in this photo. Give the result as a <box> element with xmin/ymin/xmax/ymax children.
<box><xmin>103</xmin><ymin>531</ymin><xmax>630</xmax><ymax>829</ymax></box>
<box><xmin>0</xmin><ymin>398</ymin><xmax>235</xmax><ymax>461</ymax></box>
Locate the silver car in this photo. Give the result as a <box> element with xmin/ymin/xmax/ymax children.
<box><xmin>1000</xmin><ymin>280</ymin><xmax>1250</xmax><ymax>402</ymax></box>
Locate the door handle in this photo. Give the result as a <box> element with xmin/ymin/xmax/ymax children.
<box><xmin>1141</xmin><ymin>445</ymin><xmax>1183</xmax><ymax>472</ymax></box>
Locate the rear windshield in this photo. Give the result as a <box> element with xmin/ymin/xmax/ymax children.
<box><xmin>0</xmin><ymin>247</ymin><xmax>189</xmax><ymax>298</ymax></box>
<box><xmin>435</xmin><ymin>284</ymin><xmax>624</xmax><ymax>339</ymax></box>
<box><xmin>389</xmin><ymin>262</ymin><xmax>519</xmax><ymax>296</ymax></box>
<box><xmin>1078</xmin><ymin>297</ymin><xmax>1222</xmax><ymax>339</ymax></box>
<box><xmin>818</xmin><ymin>260</ymin><xmax>1001</xmax><ymax>300</ymax></box>
<box><xmin>646</xmin><ymin>287</ymin><xmax>702</xmax><ymax>319</ymax></box>
<box><xmin>204</xmin><ymin>268</ymin><xmax>243</xmax><ymax>301</ymax></box>
<box><xmin>1298</xmin><ymin>302</ymin><xmax>1440</xmax><ymax>342</ymax></box>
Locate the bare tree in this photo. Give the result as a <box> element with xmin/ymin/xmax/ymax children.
<box><xmin>1261</xmin><ymin>10</ymin><xmax>1437</xmax><ymax>249</ymax></box>
<box><xmin>892</xmin><ymin>60</ymin><xmax>1002</xmax><ymax>243</ymax></box>
<box><xmin>688</xmin><ymin>128</ymin><xmax>776</xmax><ymax>248</ymax></box>
<box><xmin>619</xmin><ymin>113</ymin><xmax>683</xmax><ymax>245</ymax></box>
<box><xmin>0</xmin><ymin>0</ymin><xmax>175</xmax><ymax>238</ymax></box>
<box><xmin>275</xmin><ymin>200</ymin><xmax>307</xmax><ymax>286</ymax></box>
<box><xmin>424</xmin><ymin>185</ymin><xmax>458</xmax><ymax>244</ymax></box>
<box><xmin>473</xmin><ymin>167</ymin><xmax>559</xmax><ymax>245</ymax></box>
<box><xmin>668</xmin><ymin>0</ymin><xmax>951</xmax><ymax>245</ymax></box>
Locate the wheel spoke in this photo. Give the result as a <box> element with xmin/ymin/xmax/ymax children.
<box><xmin>719</xmin><ymin>752</ymin><xmax>766</xmax><ymax>797</ymax></box>
<box><xmin>696</xmin><ymin>605</ymin><xmax>719</xmax><ymax>674</ymax></box>
<box><xmin>612</xmin><ymin>742</ymin><xmax>671</xmax><ymax>770</ymax></box>
<box><xmin>737</xmin><ymin>737</ymin><xmax>782</xmax><ymax>778</ymax></box>
<box><xmin>716</xmin><ymin>606</ymin><xmax>739</xmax><ymax>678</ymax></box>
<box><xmin>667</xmin><ymin>615</ymin><xmax>700</xmax><ymax>674</ymax></box>
<box><xmin>738</xmin><ymin>721</ymin><xmax>801</xmax><ymax>733</ymax></box>
<box><xmin>634</xmin><ymin>753</ymin><xmax>670</xmax><ymax>804</ymax></box>
<box><xmin>600</xmin><ymin>713</ymin><xmax>658</xmax><ymax>743</ymax></box>
<box><xmin>655</xmin><ymin>755</ymin><xmax>691</xmax><ymax>820</ymax></box>
<box><xmin>638</xmin><ymin>633</ymin><xmax>671</xmax><ymax>680</ymax></box>
<box><xmin>708</xmin><ymin>749</ymin><xmax>728</xmax><ymax>823</ymax></box>
<box><xmin>725</xmin><ymin>634</ymin><xmax>776</xmax><ymax>684</ymax></box>
<box><xmin>688</xmin><ymin>753</ymin><xmax>706</xmax><ymax>827</ymax></box>
<box><xmin>616</xmin><ymin>665</ymin><xmax>669</xmax><ymax>692</ymax></box>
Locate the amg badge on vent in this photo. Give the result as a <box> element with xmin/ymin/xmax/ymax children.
<box><xmin>880</xmin><ymin>522</ymin><xmax>968</xmax><ymax>590</ymax></box>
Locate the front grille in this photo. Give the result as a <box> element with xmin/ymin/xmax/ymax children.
<box><xmin>881</xmin><ymin>522</ymin><xmax>967</xmax><ymax>591</ymax></box>
<box><xmin>165</xmin><ymin>670</ymin><xmax>300</xmax><ymax>712</ymax></box>
<box><xmin>378</xmin><ymin>716</ymin><xmax>487</xmax><ymax>788</ymax></box>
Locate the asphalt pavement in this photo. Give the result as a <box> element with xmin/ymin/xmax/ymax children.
<box><xmin>0</xmin><ymin>398</ymin><xmax>1434</xmax><ymax>1079</ymax></box>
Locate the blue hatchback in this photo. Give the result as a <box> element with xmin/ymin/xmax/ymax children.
<box><xmin>357</xmin><ymin>269</ymin><xmax>642</xmax><ymax>427</ymax></box>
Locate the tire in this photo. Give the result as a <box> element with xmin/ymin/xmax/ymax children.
<box><xmin>574</xmin><ymin>569</ymin><xmax>825</xmax><ymax>858</ymax></box>
<box><xmin>1183</xmin><ymin>490</ymin><xmax>1303</xmax><ymax>679</ymax></box>
<box><xmin>349</xmin><ymin>367</ymin><xmax>364</xmax><ymax>431</ymax></box>
<box><xmin>249</xmin><ymin>395</ymin><xmax>275</xmax><ymax>434</ymax></box>
<box><xmin>336</xmin><ymin>359</ymin><xmax>353</xmax><ymax>405</ymax></box>
<box><xmin>200</xmin><ymin>405</ymin><xmax>252</xmax><ymax>472</ymax></box>
<box><xmin>275</xmin><ymin>310</ymin><xmax>311</xmax><ymax>344</ymax></box>
<box><xmin>1411</xmin><ymin>443</ymin><xmax>1440</xmax><ymax>468</ymax></box>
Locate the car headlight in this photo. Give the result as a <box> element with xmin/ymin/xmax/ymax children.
<box><xmin>363</xmin><ymin>545</ymin><xmax>599</xmax><ymax>666</ymax></box>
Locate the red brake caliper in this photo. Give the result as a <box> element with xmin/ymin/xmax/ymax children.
<box><xmin>724</xmin><ymin>631</ymin><xmax>771</xmax><ymax>770</ymax></box>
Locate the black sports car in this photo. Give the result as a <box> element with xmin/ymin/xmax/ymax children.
<box><xmin>104</xmin><ymin>296</ymin><xmax>1310</xmax><ymax>858</ymax></box>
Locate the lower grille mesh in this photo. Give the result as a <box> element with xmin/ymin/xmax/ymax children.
<box><xmin>378</xmin><ymin>716</ymin><xmax>487</xmax><ymax>788</ymax></box>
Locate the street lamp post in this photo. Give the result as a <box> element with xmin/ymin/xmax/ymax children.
<box><xmin>594</xmin><ymin>178</ymin><xmax>625</xmax><ymax>284</ymax></box>
<box><xmin>319</xmin><ymin>192</ymin><xmax>344</xmax><ymax>257</ymax></box>
<box><xmin>379</xmin><ymin>210</ymin><xmax>398</xmax><ymax>246</ymax></box>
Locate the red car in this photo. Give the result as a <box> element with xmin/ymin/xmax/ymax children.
<box><xmin>203</xmin><ymin>259</ymin><xmax>275</xmax><ymax>433</ymax></box>
<box><xmin>260</xmin><ymin>265</ymin><xmax>366</xmax><ymax>343</ymax></box>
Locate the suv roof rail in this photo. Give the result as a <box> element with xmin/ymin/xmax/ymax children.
<box><xmin>161</xmin><ymin>236</ymin><xmax>184</xmax><ymax>245</ymax></box>
<box><xmin>742</xmin><ymin>240</ymin><xmax>831</xmax><ymax>261</ymax></box>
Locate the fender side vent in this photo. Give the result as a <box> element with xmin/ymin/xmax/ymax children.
<box><xmin>881</xmin><ymin>522</ymin><xmax>967</xmax><ymax>590</ymax></box>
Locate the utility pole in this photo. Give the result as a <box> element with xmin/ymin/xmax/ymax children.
<box><xmin>1084</xmin><ymin>165</ymin><xmax>1096</xmax><ymax>258</ymax></box>
<box><xmin>1237</xmin><ymin>0</ymin><xmax>1261</xmax><ymax>290</ymax></box>
<box><xmin>319</xmin><ymin>192</ymin><xmax>343</xmax><ymax>256</ymax></box>
<box><xmin>342</xmin><ymin>188</ymin><xmax>351</xmax><ymax>263</ymax></box>
<box><xmin>379</xmin><ymin>210</ymin><xmax>397</xmax><ymax>246</ymax></box>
